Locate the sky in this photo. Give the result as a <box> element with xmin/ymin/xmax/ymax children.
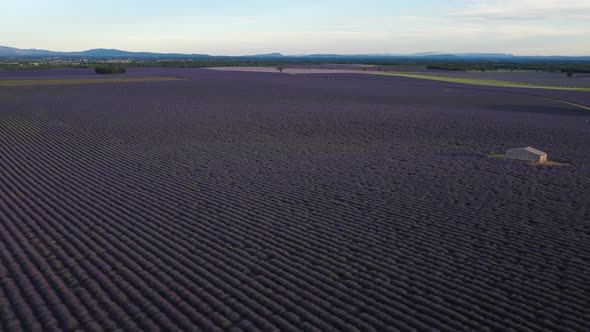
<box><xmin>2</xmin><ymin>0</ymin><xmax>589</xmax><ymax>56</ymax></box>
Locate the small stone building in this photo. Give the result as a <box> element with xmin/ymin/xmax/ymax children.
<box><xmin>505</xmin><ymin>147</ymin><xmax>548</xmax><ymax>163</ymax></box>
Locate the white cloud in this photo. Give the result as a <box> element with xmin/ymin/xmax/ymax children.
<box><xmin>455</xmin><ymin>0</ymin><xmax>590</xmax><ymax>20</ymax></box>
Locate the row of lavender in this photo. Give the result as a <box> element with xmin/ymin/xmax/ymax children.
<box><xmin>0</xmin><ymin>69</ymin><xmax>589</xmax><ymax>330</ymax></box>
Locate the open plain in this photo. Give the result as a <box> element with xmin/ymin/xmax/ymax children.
<box><xmin>1</xmin><ymin>67</ymin><xmax>589</xmax><ymax>331</ymax></box>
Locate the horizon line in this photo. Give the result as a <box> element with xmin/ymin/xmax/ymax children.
<box><xmin>2</xmin><ymin>45</ymin><xmax>590</xmax><ymax>58</ymax></box>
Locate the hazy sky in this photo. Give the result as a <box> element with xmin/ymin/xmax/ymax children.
<box><xmin>2</xmin><ymin>0</ymin><xmax>589</xmax><ymax>55</ymax></box>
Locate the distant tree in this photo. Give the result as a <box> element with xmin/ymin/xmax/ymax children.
<box><xmin>566</xmin><ymin>71</ymin><xmax>575</xmax><ymax>78</ymax></box>
<box><xmin>276</xmin><ymin>66</ymin><xmax>285</xmax><ymax>73</ymax></box>
<box><xmin>95</xmin><ymin>66</ymin><xmax>127</xmax><ymax>75</ymax></box>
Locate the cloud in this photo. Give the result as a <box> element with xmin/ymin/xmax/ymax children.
<box><xmin>154</xmin><ymin>12</ymin><xmax>590</xmax><ymax>55</ymax></box>
<box><xmin>378</xmin><ymin>15</ymin><xmax>589</xmax><ymax>39</ymax></box>
<box><xmin>455</xmin><ymin>0</ymin><xmax>590</xmax><ymax>21</ymax></box>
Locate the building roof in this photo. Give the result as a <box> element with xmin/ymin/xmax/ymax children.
<box><xmin>507</xmin><ymin>147</ymin><xmax>547</xmax><ymax>156</ymax></box>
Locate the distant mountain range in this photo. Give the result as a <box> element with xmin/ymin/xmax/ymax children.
<box><xmin>1</xmin><ymin>45</ymin><xmax>588</xmax><ymax>60</ymax></box>
<box><xmin>0</xmin><ymin>46</ymin><xmax>208</xmax><ymax>58</ymax></box>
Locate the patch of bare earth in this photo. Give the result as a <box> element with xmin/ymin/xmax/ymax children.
<box><xmin>206</xmin><ymin>67</ymin><xmax>380</xmax><ymax>75</ymax></box>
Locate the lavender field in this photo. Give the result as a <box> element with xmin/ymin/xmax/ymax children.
<box><xmin>1</xmin><ymin>68</ymin><xmax>589</xmax><ymax>331</ymax></box>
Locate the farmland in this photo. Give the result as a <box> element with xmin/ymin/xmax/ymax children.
<box><xmin>1</xmin><ymin>67</ymin><xmax>589</xmax><ymax>331</ymax></box>
<box><xmin>0</xmin><ymin>77</ymin><xmax>183</xmax><ymax>87</ymax></box>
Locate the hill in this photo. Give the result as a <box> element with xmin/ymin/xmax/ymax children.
<box><xmin>2</xmin><ymin>45</ymin><xmax>590</xmax><ymax>60</ymax></box>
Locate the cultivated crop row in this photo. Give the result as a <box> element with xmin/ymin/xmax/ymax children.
<box><xmin>0</xmin><ymin>69</ymin><xmax>589</xmax><ymax>330</ymax></box>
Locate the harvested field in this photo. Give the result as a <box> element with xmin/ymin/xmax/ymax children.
<box><xmin>207</xmin><ymin>67</ymin><xmax>377</xmax><ymax>75</ymax></box>
<box><xmin>383</xmin><ymin>73</ymin><xmax>590</xmax><ymax>91</ymax></box>
<box><xmin>208</xmin><ymin>66</ymin><xmax>590</xmax><ymax>91</ymax></box>
<box><xmin>0</xmin><ymin>68</ymin><xmax>589</xmax><ymax>331</ymax></box>
<box><xmin>408</xmin><ymin>70</ymin><xmax>590</xmax><ymax>89</ymax></box>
